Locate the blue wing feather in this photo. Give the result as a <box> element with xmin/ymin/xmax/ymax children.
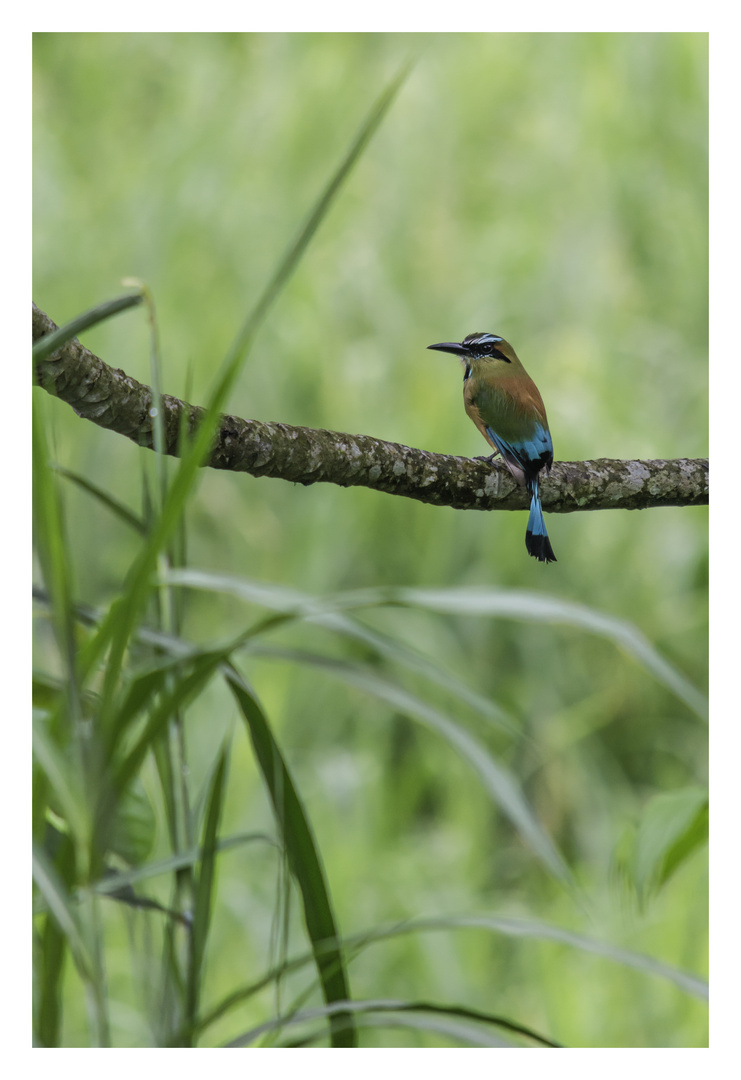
<box><xmin>484</xmin><ymin>424</ymin><xmax>553</xmax><ymax>478</ymax></box>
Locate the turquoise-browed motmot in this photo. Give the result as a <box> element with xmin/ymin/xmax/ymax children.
<box><xmin>427</xmin><ymin>332</ymin><xmax>556</xmax><ymax>563</ymax></box>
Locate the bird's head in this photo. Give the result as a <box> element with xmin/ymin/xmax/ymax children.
<box><xmin>427</xmin><ymin>333</ymin><xmax>519</xmax><ymax>377</ymax></box>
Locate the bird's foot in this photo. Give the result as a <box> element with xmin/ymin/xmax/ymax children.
<box><xmin>473</xmin><ymin>452</ymin><xmax>500</xmax><ymax>463</ymax></box>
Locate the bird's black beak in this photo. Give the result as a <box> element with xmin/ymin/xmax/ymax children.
<box><xmin>427</xmin><ymin>341</ymin><xmax>469</xmax><ymax>357</ymax></box>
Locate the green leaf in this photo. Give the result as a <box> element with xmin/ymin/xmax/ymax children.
<box><xmin>32</xmin><ymin>674</ymin><xmax>63</xmax><ymax>712</ymax></box>
<box><xmin>632</xmin><ymin>787</ymin><xmax>708</xmax><ymax>903</ymax></box>
<box><xmin>225</xmin><ymin>666</ymin><xmax>357</xmax><ymax>1048</ymax></box>
<box><xmin>110</xmin><ymin>779</ymin><xmax>157</xmax><ymax>866</ymax></box>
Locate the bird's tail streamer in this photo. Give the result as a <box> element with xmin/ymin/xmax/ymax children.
<box><xmin>525</xmin><ymin>478</ymin><xmax>557</xmax><ymax>563</ymax></box>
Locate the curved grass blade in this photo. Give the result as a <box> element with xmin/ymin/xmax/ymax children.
<box><xmin>226</xmin><ymin>997</ymin><xmax>558</xmax><ymax>1048</ymax></box>
<box><xmin>249</xmin><ymin>645</ymin><xmax>573</xmax><ymax>888</ymax></box>
<box><xmin>234</xmin><ymin>61</ymin><xmax>412</xmax><ymax>345</ymax></box>
<box><xmin>51</xmin><ymin>464</ymin><xmax>146</xmax><ymax>535</ymax></box>
<box><xmin>398</xmin><ymin>914</ymin><xmax>709</xmax><ymax>1002</ymax></box>
<box><xmin>285</xmin><ymin>1011</ymin><xmax>516</xmax><ymax>1047</ymax></box>
<box><xmin>250</xmin><ymin>581</ymin><xmax>707</xmax><ymax>723</ymax></box>
<box><xmin>194</xmin><ymin>905</ymin><xmax>706</xmax><ymax>1044</ymax></box>
<box><xmin>111</xmin><ymin>659</ymin><xmax>187</xmax><ymax>751</ymax></box>
<box><xmin>225</xmin><ymin>665</ymin><xmax>356</xmax><ymax>1048</ymax></box>
<box><xmin>106</xmin><ymin>649</ymin><xmax>228</xmax><ymax>809</ymax></box>
<box><xmin>311</xmin><ymin>611</ymin><xmax>520</xmax><ymax>736</ymax></box>
<box><xmin>163</xmin><ymin>568</ymin><xmax>519</xmax><ymax>737</ymax></box>
<box><xmin>392</xmin><ymin>587</ymin><xmax>708</xmax><ymax>722</ymax></box>
<box><xmin>79</xmin><ymin>64</ymin><xmax>412</xmax><ymax>721</ymax></box>
<box><xmin>87</xmin><ymin>645</ymin><xmax>233</xmax><ymax>872</ymax></box>
<box><xmin>349</xmin><ymin>1000</ymin><xmax>561</xmax><ymax>1047</ymax></box>
<box><xmin>89</xmin><ymin>831</ymin><xmax>277</xmax><ymax>896</ymax></box>
<box><xmin>32</xmin><ymin>291</ymin><xmax>144</xmax><ymax>364</ymax></box>
<box><xmin>164</xmin><ymin>567</ymin><xmax>703</xmax><ymax>730</ymax></box>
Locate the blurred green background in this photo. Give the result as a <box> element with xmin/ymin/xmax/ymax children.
<box><xmin>33</xmin><ymin>32</ymin><xmax>708</xmax><ymax>1047</ymax></box>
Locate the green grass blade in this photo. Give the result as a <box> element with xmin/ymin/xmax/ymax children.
<box><xmin>33</xmin><ymin>714</ymin><xmax>90</xmax><ymax>849</ymax></box>
<box><xmin>283</xmin><ymin>1011</ymin><xmax>516</xmax><ymax>1047</ymax></box>
<box><xmin>34</xmin><ymin>832</ymin><xmax>76</xmax><ymax>1047</ymax></box>
<box><xmin>52</xmin><ymin>464</ymin><xmax>146</xmax><ymax>534</ymax></box>
<box><xmin>343</xmin><ymin>999</ymin><xmax>561</xmax><ymax>1046</ymax></box>
<box><xmin>33</xmin><ymin>406</ymin><xmax>88</xmax><ymax>885</ymax></box>
<box><xmin>164</xmin><ymin>568</ymin><xmax>519</xmax><ymax>738</ymax></box>
<box><xmin>105</xmin><ymin>647</ymin><xmax>222</xmax><ymax>766</ymax></box>
<box><xmin>35</xmin><ymin>919</ymin><xmax>67</xmax><ymax>1046</ymax></box>
<box><xmin>32</xmin><ymin>407</ymin><xmax>77</xmax><ymax>692</ymax></box>
<box><xmin>185</xmin><ymin>744</ymin><xmax>229</xmax><ymax>1041</ymax></box>
<box><xmin>393</xmin><ymin>587</ymin><xmax>709</xmax><ymax>722</ymax></box>
<box><xmin>106</xmin><ymin>651</ymin><xmax>227</xmax><ymax>812</ymax></box>
<box><xmin>225</xmin><ymin>665</ymin><xmax>356</xmax><ymax>1048</ymax></box>
<box><xmin>404</xmin><ymin>914</ymin><xmax>709</xmax><ymax>1001</ymax></box>
<box><xmin>304</xmin><ymin>612</ymin><xmax>519</xmax><ymax>737</ymax></box>
<box><xmin>226</xmin><ymin>997</ymin><xmax>557</xmax><ymax>1048</ymax></box>
<box><xmin>249</xmin><ymin>646</ymin><xmax>573</xmax><ymax>888</ymax></box>
<box><xmin>85</xmin><ymin>646</ymin><xmax>230</xmax><ymax>872</ymax></box>
<box><xmin>32</xmin><ymin>674</ymin><xmax>64</xmax><ymax>713</ymax></box>
<box><xmin>32</xmin><ymin>291</ymin><xmax>144</xmax><ymax>363</ymax></box>
<box><xmin>79</xmin><ymin>64</ymin><xmax>410</xmax><ymax>721</ymax></box>
<box><xmin>164</xmin><ymin>569</ymin><xmax>704</xmax><ymax>731</ymax></box>
<box><xmin>80</xmin><ymin>569</ymin><xmax>570</xmax><ymax>888</ymax></box>
<box><xmin>89</xmin><ymin>831</ymin><xmax>277</xmax><ymax>895</ymax></box>
<box><xmin>33</xmin><ymin>843</ymin><xmax>94</xmax><ymax>983</ymax></box>
<box><xmin>194</xmin><ymin>900</ymin><xmax>706</xmax><ymax>1043</ymax></box>
<box><xmin>234</xmin><ymin>579</ymin><xmax>706</xmax><ymax>723</ymax></box>
<box><xmin>111</xmin><ymin>661</ymin><xmax>184</xmax><ymax>750</ymax></box>
<box><xmin>228</xmin><ymin>61</ymin><xmax>412</xmax><ymax>355</ymax></box>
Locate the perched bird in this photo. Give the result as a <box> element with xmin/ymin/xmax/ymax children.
<box><xmin>427</xmin><ymin>332</ymin><xmax>556</xmax><ymax>563</ymax></box>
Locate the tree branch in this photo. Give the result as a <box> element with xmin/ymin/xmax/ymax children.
<box><xmin>33</xmin><ymin>303</ymin><xmax>708</xmax><ymax>514</ymax></box>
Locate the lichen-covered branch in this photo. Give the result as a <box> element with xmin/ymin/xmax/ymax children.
<box><xmin>33</xmin><ymin>303</ymin><xmax>708</xmax><ymax>514</ymax></box>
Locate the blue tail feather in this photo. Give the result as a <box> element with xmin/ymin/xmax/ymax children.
<box><xmin>525</xmin><ymin>479</ymin><xmax>556</xmax><ymax>564</ymax></box>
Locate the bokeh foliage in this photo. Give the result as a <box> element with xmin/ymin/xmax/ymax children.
<box><xmin>33</xmin><ymin>32</ymin><xmax>707</xmax><ymax>1047</ymax></box>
